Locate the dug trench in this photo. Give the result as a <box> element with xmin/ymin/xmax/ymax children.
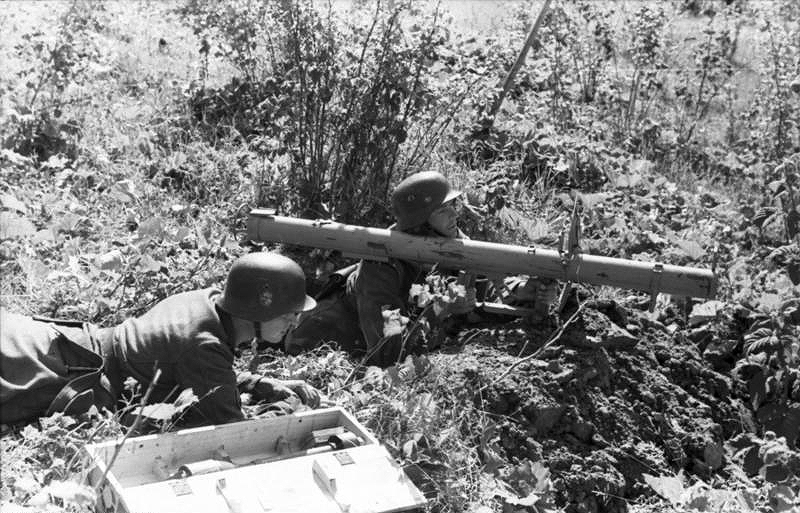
<box><xmin>430</xmin><ymin>297</ymin><xmax>800</xmax><ymax>513</ymax></box>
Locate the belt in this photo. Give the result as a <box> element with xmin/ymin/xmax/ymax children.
<box><xmin>45</xmin><ymin>323</ymin><xmax>118</xmax><ymax>417</ymax></box>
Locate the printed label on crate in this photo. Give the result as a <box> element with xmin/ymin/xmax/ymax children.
<box><xmin>168</xmin><ymin>479</ymin><xmax>193</xmax><ymax>496</ymax></box>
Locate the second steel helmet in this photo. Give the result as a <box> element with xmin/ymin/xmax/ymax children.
<box><xmin>391</xmin><ymin>171</ymin><xmax>462</xmax><ymax>230</ymax></box>
<box><xmin>217</xmin><ymin>252</ymin><xmax>316</xmax><ymax>322</ymax></box>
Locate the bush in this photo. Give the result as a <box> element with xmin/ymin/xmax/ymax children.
<box><xmin>178</xmin><ymin>0</ymin><xmax>458</xmax><ymax>224</ymax></box>
<box><xmin>746</xmin><ymin>3</ymin><xmax>800</xmax><ymax>158</ymax></box>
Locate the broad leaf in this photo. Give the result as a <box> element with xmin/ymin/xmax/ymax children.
<box><xmin>757</xmin><ymin>293</ymin><xmax>782</xmax><ymax>312</ymax></box>
<box><xmin>18</xmin><ymin>256</ymin><xmax>50</xmax><ymax>284</ymax></box>
<box><xmin>0</xmin><ymin>193</ymin><xmax>27</xmax><ymax>214</ymax></box>
<box><xmin>11</xmin><ymin>474</ymin><xmax>39</xmax><ymax>496</ymax></box>
<box><xmin>113</xmin><ymin>179</ymin><xmax>140</xmax><ymax>203</ymax></box>
<box><xmin>643</xmin><ymin>473</ymin><xmax>685</xmax><ymax>505</ymax></box>
<box><xmin>503</xmin><ymin>490</ymin><xmax>541</xmax><ymax>507</ymax></box>
<box><xmin>137</xmin><ymin>217</ymin><xmax>166</xmax><ymax>240</ymax></box>
<box><xmin>674</xmin><ymin>238</ymin><xmax>706</xmax><ymax>260</ymax></box>
<box><xmin>42</xmin><ymin>155</ymin><xmax>67</xmax><ymax>169</ymax></box>
<box><xmin>689</xmin><ymin>300</ymin><xmax>725</xmax><ymax>326</ymax></box>
<box><xmin>138</xmin><ymin>255</ymin><xmax>166</xmax><ymax>273</ymax></box>
<box><xmin>41</xmin><ymin>480</ymin><xmax>96</xmax><ymax>507</ymax></box>
<box><xmin>481</xmin><ymin>446</ymin><xmax>505</xmax><ymax>476</ymax></box>
<box><xmin>381</xmin><ymin>308</ymin><xmax>409</xmax><ymax>338</ymax></box>
<box><xmin>769</xmin><ymin>485</ymin><xmax>797</xmax><ymax>513</ymax></box>
<box><xmin>469</xmin><ymin>507</ymin><xmax>493</xmax><ymax>513</ymax></box>
<box><xmin>1</xmin><ymin>149</ymin><xmax>32</xmax><ymax>166</ymax></box>
<box><xmin>409</xmin><ymin>283</ymin><xmax>432</xmax><ymax>307</ymax></box>
<box><xmin>0</xmin><ymin>212</ymin><xmax>36</xmax><ymax>238</ymax></box>
<box><xmin>139</xmin><ymin>403</ymin><xmax>180</xmax><ymax>421</ymax></box>
<box><xmin>579</xmin><ymin>192</ymin><xmax>611</xmax><ymax>209</ymax></box>
<box><xmin>629</xmin><ymin>158</ymin><xmax>655</xmax><ymax>174</ymax></box>
<box><xmin>94</xmin><ymin>249</ymin><xmax>123</xmax><ymax>271</ymax></box>
<box><xmin>52</xmin><ymin>212</ymin><xmax>83</xmax><ymax>233</ymax></box>
<box><xmin>173</xmin><ymin>388</ymin><xmax>199</xmax><ymax>413</ymax></box>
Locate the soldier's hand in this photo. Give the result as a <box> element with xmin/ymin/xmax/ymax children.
<box><xmin>449</xmin><ymin>272</ymin><xmax>477</xmax><ymax>315</ymax></box>
<box><xmin>252</xmin><ymin>379</ymin><xmax>321</xmax><ymax>408</ymax></box>
<box><xmin>249</xmin><ymin>378</ymin><xmax>299</xmax><ymax>404</ymax></box>
<box><xmin>529</xmin><ymin>277</ymin><xmax>559</xmax><ymax>320</ymax></box>
<box><xmin>281</xmin><ymin>380</ymin><xmax>322</xmax><ymax>408</ymax></box>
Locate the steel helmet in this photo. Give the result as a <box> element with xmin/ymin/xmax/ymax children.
<box><xmin>217</xmin><ymin>252</ymin><xmax>316</xmax><ymax>322</ymax></box>
<box><xmin>391</xmin><ymin>171</ymin><xmax>462</xmax><ymax>230</ymax></box>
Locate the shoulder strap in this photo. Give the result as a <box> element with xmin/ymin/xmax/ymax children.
<box><xmin>45</xmin><ymin>370</ymin><xmax>114</xmax><ymax>417</ymax></box>
<box><xmin>32</xmin><ymin>315</ymin><xmax>85</xmax><ymax>328</ymax></box>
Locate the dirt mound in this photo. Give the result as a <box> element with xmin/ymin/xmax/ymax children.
<box><xmin>434</xmin><ymin>299</ymin><xmax>800</xmax><ymax>512</ymax></box>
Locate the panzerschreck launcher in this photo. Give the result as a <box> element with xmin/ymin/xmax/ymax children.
<box><xmin>247</xmin><ymin>209</ymin><xmax>717</xmax><ymax>310</ymax></box>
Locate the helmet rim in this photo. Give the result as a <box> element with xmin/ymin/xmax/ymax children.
<box><xmin>216</xmin><ymin>252</ymin><xmax>316</xmax><ymax>322</ymax></box>
<box><xmin>392</xmin><ymin>171</ymin><xmax>461</xmax><ymax>231</ymax></box>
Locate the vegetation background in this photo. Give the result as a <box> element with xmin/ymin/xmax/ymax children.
<box><xmin>1</xmin><ymin>0</ymin><xmax>799</xmax><ymax>512</ymax></box>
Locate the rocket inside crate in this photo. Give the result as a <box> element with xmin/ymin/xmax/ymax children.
<box><xmin>83</xmin><ymin>407</ymin><xmax>427</xmax><ymax>513</ymax></box>
<box><xmin>86</xmin><ymin>407</ymin><xmax>372</xmax><ymax>486</ymax></box>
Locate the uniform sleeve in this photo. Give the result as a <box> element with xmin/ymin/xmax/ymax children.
<box><xmin>351</xmin><ymin>261</ymin><xmax>407</xmax><ymax>367</ymax></box>
<box><xmin>175</xmin><ymin>340</ymin><xmax>244</xmax><ymax>426</ymax></box>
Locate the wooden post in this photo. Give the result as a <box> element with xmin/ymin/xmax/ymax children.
<box><xmin>487</xmin><ymin>0</ymin><xmax>552</xmax><ymax>121</ymax></box>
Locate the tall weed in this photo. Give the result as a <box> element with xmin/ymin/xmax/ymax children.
<box><xmin>179</xmin><ymin>0</ymin><xmax>457</xmax><ymax>224</ymax></box>
<box><xmin>672</xmin><ymin>8</ymin><xmax>737</xmax><ymax>145</ymax></box>
<box><xmin>611</xmin><ymin>5</ymin><xmax>668</xmax><ymax>149</ymax></box>
<box><xmin>746</xmin><ymin>2</ymin><xmax>800</xmax><ymax>158</ymax></box>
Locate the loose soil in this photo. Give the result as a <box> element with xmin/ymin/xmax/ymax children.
<box><xmin>418</xmin><ymin>296</ymin><xmax>800</xmax><ymax>512</ymax></box>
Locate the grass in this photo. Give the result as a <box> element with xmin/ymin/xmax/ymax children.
<box><xmin>1</xmin><ymin>1</ymin><xmax>798</xmax><ymax>512</ymax></box>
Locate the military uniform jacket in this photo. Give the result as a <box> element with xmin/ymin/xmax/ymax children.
<box><xmin>110</xmin><ymin>288</ymin><xmax>244</xmax><ymax>426</ymax></box>
<box><xmin>348</xmin><ymin>258</ymin><xmax>425</xmax><ymax>366</ymax></box>
<box><xmin>1</xmin><ymin>309</ymin><xmax>114</xmax><ymax>425</ymax></box>
<box><xmin>1</xmin><ymin>288</ymin><xmax>244</xmax><ymax>427</ymax></box>
<box><xmin>290</xmin><ymin>225</ymin><xmax>466</xmax><ymax>367</ymax></box>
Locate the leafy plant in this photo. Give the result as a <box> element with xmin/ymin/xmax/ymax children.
<box><xmin>744</xmin><ymin>298</ymin><xmax>800</xmax><ymax>368</ymax></box>
<box><xmin>610</xmin><ymin>5</ymin><xmax>668</xmax><ymax>146</ymax></box>
<box><xmin>643</xmin><ymin>471</ymin><xmax>761</xmax><ymax>512</ymax></box>
<box><xmin>4</xmin><ymin>2</ymin><xmax>800</xmax><ymax>513</ymax></box>
<box><xmin>531</xmin><ymin>2</ymin><xmax>616</xmax><ymax>129</ymax></box>
<box><xmin>536</xmin><ymin>6</ymin><xmax>575</xmax><ymax>131</ymax></box>
<box><xmin>752</xmin><ymin>157</ymin><xmax>800</xmax><ymax>244</ymax></box>
<box><xmin>179</xmin><ymin>0</ymin><xmax>272</xmax><ymax>83</ymax></box>
<box><xmin>569</xmin><ymin>2</ymin><xmax>616</xmax><ymax>105</ymax></box>
<box><xmin>746</xmin><ymin>3</ymin><xmax>800</xmax><ymax>158</ymax></box>
<box><xmin>1</xmin><ymin>1</ymin><xmax>106</xmax><ymax>163</ymax></box>
<box><xmin>0</xmin><ymin>412</ymin><xmax>123</xmax><ymax>512</ymax></box>
<box><xmin>672</xmin><ymin>10</ymin><xmax>737</xmax><ymax>145</ymax></box>
<box><xmin>179</xmin><ymin>0</ymin><xmax>459</xmax><ymax>224</ymax></box>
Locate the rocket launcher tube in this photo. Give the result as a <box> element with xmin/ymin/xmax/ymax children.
<box><xmin>247</xmin><ymin>210</ymin><xmax>717</xmax><ymax>299</ymax></box>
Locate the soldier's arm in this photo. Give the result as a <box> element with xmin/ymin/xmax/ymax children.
<box><xmin>237</xmin><ymin>372</ymin><xmax>320</xmax><ymax>408</ymax></box>
<box><xmin>352</xmin><ymin>261</ymin><xmax>408</xmax><ymax>367</ymax></box>
<box><xmin>175</xmin><ymin>341</ymin><xmax>244</xmax><ymax>426</ymax></box>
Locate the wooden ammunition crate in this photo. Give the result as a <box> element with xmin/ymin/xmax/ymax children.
<box><xmin>84</xmin><ymin>407</ymin><xmax>427</xmax><ymax>513</ymax></box>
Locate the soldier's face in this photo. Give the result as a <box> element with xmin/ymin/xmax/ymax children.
<box><xmin>259</xmin><ymin>312</ymin><xmax>301</xmax><ymax>343</ymax></box>
<box><xmin>428</xmin><ymin>199</ymin><xmax>460</xmax><ymax>237</ymax></box>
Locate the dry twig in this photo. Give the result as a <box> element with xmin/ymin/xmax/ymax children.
<box><xmin>479</xmin><ymin>302</ymin><xmax>585</xmax><ymax>393</ymax></box>
<box><xmin>91</xmin><ymin>368</ymin><xmax>162</xmax><ymax>491</ymax></box>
